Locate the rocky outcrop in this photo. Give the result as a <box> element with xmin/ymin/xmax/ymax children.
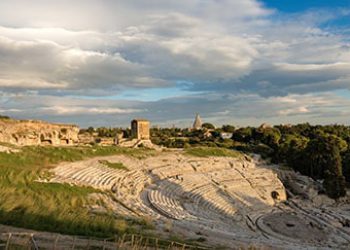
<box><xmin>0</xmin><ymin>118</ymin><xmax>79</xmax><ymax>146</ymax></box>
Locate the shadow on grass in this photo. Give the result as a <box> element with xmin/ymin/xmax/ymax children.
<box><xmin>0</xmin><ymin>207</ymin><xmax>118</xmax><ymax>238</ymax></box>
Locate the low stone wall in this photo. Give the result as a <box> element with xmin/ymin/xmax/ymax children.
<box><xmin>0</xmin><ymin>119</ymin><xmax>79</xmax><ymax>146</ymax></box>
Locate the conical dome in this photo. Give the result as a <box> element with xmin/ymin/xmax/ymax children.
<box><xmin>193</xmin><ymin>114</ymin><xmax>202</xmax><ymax>130</ymax></box>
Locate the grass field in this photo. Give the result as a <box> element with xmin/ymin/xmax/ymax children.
<box><xmin>0</xmin><ymin>145</ymin><xmax>156</xmax><ymax>237</ymax></box>
<box><xmin>98</xmin><ymin>160</ymin><xmax>129</xmax><ymax>171</ymax></box>
<box><xmin>185</xmin><ymin>147</ymin><xmax>242</xmax><ymax>158</ymax></box>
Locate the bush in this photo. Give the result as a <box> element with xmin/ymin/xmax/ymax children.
<box><xmin>323</xmin><ymin>175</ymin><xmax>346</xmax><ymax>199</ymax></box>
<box><xmin>0</xmin><ymin>115</ymin><xmax>10</xmax><ymax>120</ymax></box>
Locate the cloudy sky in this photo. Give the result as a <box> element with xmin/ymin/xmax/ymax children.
<box><xmin>0</xmin><ymin>0</ymin><xmax>349</xmax><ymax>128</ymax></box>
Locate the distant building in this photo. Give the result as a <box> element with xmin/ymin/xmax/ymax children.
<box><xmin>193</xmin><ymin>114</ymin><xmax>202</xmax><ymax>130</ymax></box>
<box><xmin>220</xmin><ymin>132</ymin><xmax>233</xmax><ymax>139</ymax></box>
<box><xmin>131</xmin><ymin>119</ymin><xmax>150</xmax><ymax>140</ymax></box>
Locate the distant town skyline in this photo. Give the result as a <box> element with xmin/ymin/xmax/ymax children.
<box><xmin>0</xmin><ymin>0</ymin><xmax>349</xmax><ymax>127</ymax></box>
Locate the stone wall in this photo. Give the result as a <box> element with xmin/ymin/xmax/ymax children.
<box><xmin>0</xmin><ymin>118</ymin><xmax>79</xmax><ymax>146</ymax></box>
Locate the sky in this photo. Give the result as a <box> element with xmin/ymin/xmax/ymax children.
<box><xmin>0</xmin><ymin>0</ymin><xmax>349</xmax><ymax>128</ymax></box>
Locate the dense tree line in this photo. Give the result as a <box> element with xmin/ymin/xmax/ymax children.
<box><xmin>235</xmin><ymin>124</ymin><xmax>350</xmax><ymax>198</ymax></box>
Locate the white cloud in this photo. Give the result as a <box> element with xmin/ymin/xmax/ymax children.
<box><xmin>278</xmin><ymin>107</ymin><xmax>309</xmax><ymax>116</ymax></box>
<box><xmin>1</xmin><ymin>91</ymin><xmax>349</xmax><ymax>127</ymax></box>
<box><xmin>0</xmin><ymin>35</ymin><xmax>169</xmax><ymax>92</ymax></box>
<box><xmin>0</xmin><ymin>1</ymin><xmax>349</xmax><ymax>96</ymax></box>
<box><xmin>0</xmin><ymin>78</ymin><xmax>67</xmax><ymax>89</ymax></box>
<box><xmin>0</xmin><ymin>0</ymin><xmax>271</xmax><ymax>30</ymax></box>
<box><xmin>276</xmin><ymin>62</ymin><xmax>350</xmax><ymax>72</ymax></box>
<box><xmin>40</xmin><ymin>106</ymin><xmax>142</xmax><ymax>115</ymax></box>
<box><xmin>0</xmin><ymin>0</ymin><xmax>349</xmax><ymax>125</ymax></box>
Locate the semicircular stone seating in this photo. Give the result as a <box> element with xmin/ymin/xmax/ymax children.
<box><xmin>146</xmin><ymin>172</ymin><xmax>239</xmax><ymax>222</ymax></box>
<box><xmin>111</xmin><ymin>170</ymin><xmax>160</xmax><ymax>217</ymax></box>
<box><xmin>51</xmin><ymin>160</ymin><xmax>127</xmax><ymax>190</ymax></box>
<box><xmin>49</xmin><ymin>152</ymin><xmax>289</xmax><ymax>239</ymax></box>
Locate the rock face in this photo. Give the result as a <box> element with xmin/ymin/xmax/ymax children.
<box><xmin>0</xmin><ymin>118</ymin><xmax>79</xmax><ymax>146</ymax></box>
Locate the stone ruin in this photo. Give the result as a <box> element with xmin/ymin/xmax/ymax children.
<box><xmin>116</xmin><ymin>119</ymin><xmax>160</xmax><ymax>149</ymax></box>
<box><xmin>0</xmin><ymin>118</ymin><xmax>79</xmax><ymax>146</ymax></box>
<box><xmin>131</xmin><ymin>119</ymin><xmax>150</xmax><ymax>140</ymax></box>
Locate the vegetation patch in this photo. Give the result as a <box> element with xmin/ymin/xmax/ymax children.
<box><xmin>99</xmin><ymin>160</ymin><xmax>129</xmax><ymax>171</ymax></box>
<box><xmin>185</xmin><ymin>147</ymin><xmax>242</xmax><ymax>158</ymax></box>
<box><xmin>0</xmin><ymin>115</ymin><xmax>10</xmax><ymax>120</ymax></box>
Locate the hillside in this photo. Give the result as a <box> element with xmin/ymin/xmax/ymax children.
<box><xmin>1</xmin><ymin>145</ymin><xmax>350</xmax><ymax>248</ymax></box>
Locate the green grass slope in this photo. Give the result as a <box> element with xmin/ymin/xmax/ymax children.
<box><xmin>185</xmin><ymin>147</ymin><xmax>242</xmax><ymax>158</ymax></box>
<box><xmin>0</xmin><ymin>145</ymin><xmax>155</xmax><ymax>237</ymax></box>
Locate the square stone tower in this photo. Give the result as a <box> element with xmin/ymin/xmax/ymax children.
<box><xmin>131</xmin><ymin>119</ymin><xmax>150</xmax><ymax>140</ymax></box>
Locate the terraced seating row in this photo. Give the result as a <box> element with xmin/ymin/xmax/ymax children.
<box><xmin>182</xmin><ymin>183</ymin><xmax>237</xmax><ymax>217</ymax></box>
<box><xmin>220</xmin><ymin>181</ymin><xmax>252</xmax><ymax>192</ymax></box>
<box><xmin>151</xmin><ymin>164</ymin><xmax>195</xmax><ymax>179</ymax></box>
<box><xmin>209</xmin><ymin>170</ymin><xmax>244</xmax><ymax>183</ymax></box>
<box><xmin>109</xmin><ymin>170</ymin><xmax>161</xmax><ymax>217</ymax></box>
<box><xmin>147</xmin><ymin>189</ymin><xmax>190</xmax><ymax>220</ymax></box>
<box><xmin>51</xmin><ymin>163</ymin><xmax>84</xmax><ymax>179</ymax></box>
<box><xmin>145</xmin><ymin>177</ymin><xmax>237</xmax><ymax>221</ymax></box>
<box><xmin>113</xmin><ymin>170</ymin><xmax>150</xmax><ymax>197</ymax></box>
<box><xmin>243</xmin><ymin>171</ymin><xmax>277</xmax><ymax>180</ymax></box>
<box><xmin>52</xmin><ymin>161</ymin><xmax>127</xmax><ymax>189</ymax></box>
<box><xmin>194</xmin><ymin>161</ymin><xmax>233</xmax><ymax>173</ymax></box>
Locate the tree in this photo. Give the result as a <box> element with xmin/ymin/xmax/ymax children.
<box><xmin>210</xmin><ymin>130</ymin><xmax>221</xmax><ymax>139</ymax></box>
<box><xmin>305</xmin><ymin>135</ymin><xmax>346</xmax><ymax>198</ymax></box>
<box><xmin>232</xmin><ymin>127</ymin><xmax>253</xmax><ymax>143</ymax></box>
<box><xmin>123</xmin><ymin>129</ymin><xmax>131</xmax><ymax>138</ymax></box>
<box><xmin>342</xmin><ymin>149</ymin><xmax>350</xmax><ymax>182</ymax></box>
<box><xmin>86</xmin><ymin>127</ymin><xmax>95</xmax><ymax>134</ymax></box>
<box><xmin>275</xmin><ymin>134</ymin><xmax>308</xmax><ymax>167</ymax></box>
<box><xmin>323</xmin><ymin>175</ymin><xmax>346</xmax><ymax>199</ymax></box>
<box><xmin>222</xmin><ymin>125</ymin><xmax>235</xmax><ymax>133</ymax></box>
<box><xmin>328</xmin><ymin>134</ymin><xmax>348</xmax><ymax>153</ymax></box>
<box><xmin>253</xmin><ymin>127</ymin><xmax>281</xmax><ymax>149</ymax></box>
<box><xmin>202</xmin><ymin>123</ymin><xmax>215</xmax><ymax>129</ymax></box>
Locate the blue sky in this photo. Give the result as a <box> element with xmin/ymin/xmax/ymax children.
<box><xmin>263</xmin><ymin>0</ymin><xmax>350</xmax><ymax>12</ymax></box>
<box><xmin>0</xmin><ymin>0</ymin><xmax>349</xmax><ymax>127</ymax></box>
<box><xmin>264</xmin><ymin>0</ymin><xmax>350</xmax><ymax>31</ymax></box>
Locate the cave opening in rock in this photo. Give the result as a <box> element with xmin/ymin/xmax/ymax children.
<box><xmin>271</xmin><ymin>191</ymin><xmax>279</xmax><ymax>200</ymax></box>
